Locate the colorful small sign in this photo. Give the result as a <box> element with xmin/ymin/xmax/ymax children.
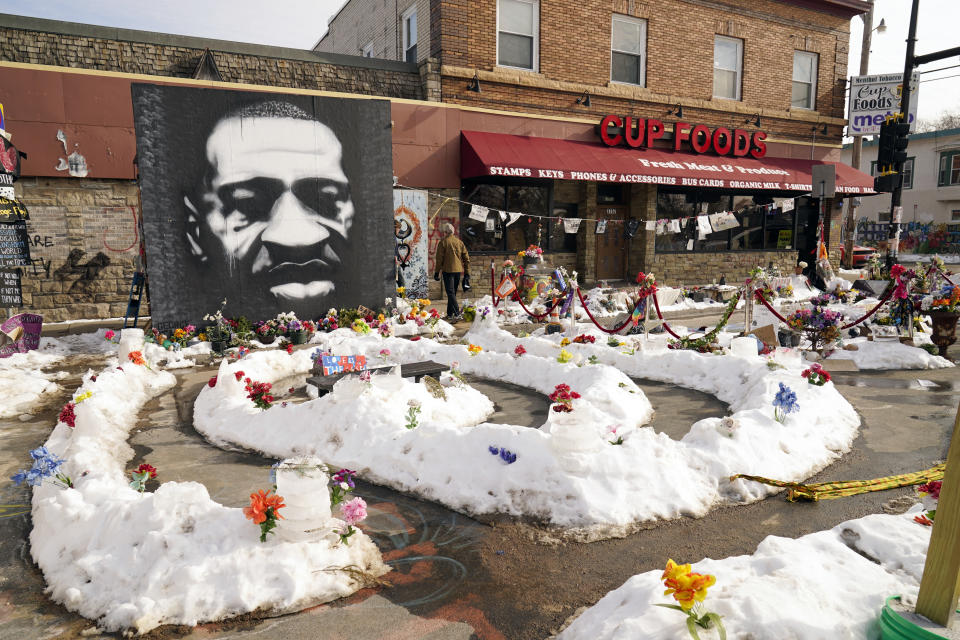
<box><xmin>0</xmin><ymin>313</ymin><xmax>42</xmax><ymax>359</ymax></box>
<box><xmin>495</xmin><ymin>275</ymin><xmax>517</xmax><ymax>298</ymax></box>
<box><xmin>321</xmin><ymin>354</ymin><xmax>367</xmax><ymax>376</ymax></box>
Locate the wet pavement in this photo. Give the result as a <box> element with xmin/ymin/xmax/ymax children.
<box><xmin>0</xmin><ymin>348</ymin><xmax>957</xmax><ymax>639</ymax></box>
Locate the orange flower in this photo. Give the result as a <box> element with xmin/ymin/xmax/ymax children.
<box><xmin>128</xmin><ymin>351</ymin><xmax>146</xmax><ymax>366</ymax></box>
<box><xmin>243</xmin><ymin>489</ymin><xmax>285</xmax><ymax>524</ymax></box>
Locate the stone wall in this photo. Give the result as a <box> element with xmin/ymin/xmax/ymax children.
<box><xmin>13</xmin><ymin>177</ymin><xmax>144</xmax><ymax>323</ymax></box>
<box><xmin>0</xmin><ymin>15</ymin><xmax>423</xmax><ymax>99</ymax></box>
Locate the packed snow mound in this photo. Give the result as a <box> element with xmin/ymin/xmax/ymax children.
<box><xmin>28</xmin><ymin>346</ymin><xmax>387</xmax><ymax>634</ymax></box>
<box><xmin>194</xmin><ymin>322</ymin><xmax>860</xmax><ymax>537</ymax></box>
<box><xmin>559</xmin><ymin>509</ymin><xmax>929</xmax><ymax>640</ymax></box>
<box><xmin>827</xmin><ymin>337</ymin><xmax>952</xmax><ymax>370</ymax></box>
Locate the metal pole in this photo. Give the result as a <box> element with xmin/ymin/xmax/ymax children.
<box><xmin>887</xmin><ymin>0</ymin><xmax>920</xmax><ymax>269</ymax></box>
<box><xmin>844</xmin><ymin>0</ymin><xmax>874</xmax><ymax>269</ymax></box>
<box><xmin>644</xmin><ymin>293</ymin><xmax>650</xmax><ymax>341</ymax></box>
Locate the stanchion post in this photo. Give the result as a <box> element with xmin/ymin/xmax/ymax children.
<box><xmin>915</xmin><ymin>399</ymin><xmax>960</xmax><ymax>626</ymax></box>
<box><xmin>744</xmin><ymin>284</ymin><xmax>753</xmax><ymax>335</ymax></box>
<box><xmin>568</xmin><ymin>285</ymin><xmax>577</xmax><ymax>335</ymax></box>
<box><xmin>644</xmin><ymin>294</ymin><xmax>650</xmax><ymax>341</ymax></box>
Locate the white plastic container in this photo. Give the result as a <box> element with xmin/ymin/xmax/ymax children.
<box><xmin>274</xmin><ymin>457</ymin><xmax>332</xmax><ymax>543</ymax></box>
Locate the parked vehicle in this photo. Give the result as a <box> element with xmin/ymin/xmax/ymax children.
<box><xmin>840</xmin><ymin>245</ymin><xmax>876</xmax><ymax>268</ymax></box>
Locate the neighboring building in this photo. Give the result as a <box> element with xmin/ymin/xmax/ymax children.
<box><xmin>315</xmin><ymin>0</ymin><xmax>430</xmax><ymax>64</ymax></box>
<box><xmin>842</xmin><ymin>127</ymin><xmax>960</xmax><ymax>225</ymax></box>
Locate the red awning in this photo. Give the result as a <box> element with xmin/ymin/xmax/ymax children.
<box><xmin>461</xmin><ymin>130</ymin><xmax>875</xmax><ymax>195</ymax></box>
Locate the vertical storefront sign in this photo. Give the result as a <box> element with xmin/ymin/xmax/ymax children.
<box><xmin>0</xmin><ymin>269</ymin><xmax>21</xmax><ymax>306</ymax></box>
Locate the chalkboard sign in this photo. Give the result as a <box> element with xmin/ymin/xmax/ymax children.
<box><xmin>0</xmin><ymin>196</ymin><xmax>28</xmax><ymax>222</ymax></box>
<box><xmin>0</xmin><ymin>220</ymin><xmax>30</xmax><ymax>267</ymax></box>
<box><xmin>0</xmin><ymin>269</ymin><xmax>21</xmax><ymax>306</ymax></box>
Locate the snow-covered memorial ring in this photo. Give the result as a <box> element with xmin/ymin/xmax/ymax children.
<box><xmin>25</xmin><ymin>345</ymin><xmax>387</xmax><ymax>635</ymax></box>
<box><xmin>194</xmin><ymin>313</ymin><xmax>862</xmax><ymax>542</ymax></box>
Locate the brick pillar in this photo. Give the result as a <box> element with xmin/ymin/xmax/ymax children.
<box><xmin>577</xmin><ymin>181</ymin><xmax>598</xmax><ymax>284</ymax></box>
<box><xmin>419</xmin><ymin>57</ymin><xmax>441</xmax><ymax>102</ymax></box>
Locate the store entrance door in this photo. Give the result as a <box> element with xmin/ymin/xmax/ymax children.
<box><xmin>596</xmin><ymin>206</ymin><xmax>627</xmax><ymax>281</ymax></box>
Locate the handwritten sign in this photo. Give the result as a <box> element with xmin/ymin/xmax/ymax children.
<box><xmin>0</xmin><ymin>313</ymin><xmax>42</xmax><ymax>358</ymax></box>
<box><xmin>0</xmin><ymin>221</ymin><xmax>30</xmax><ymax>267</ymax></box>
<box><xmin>320</xmin><ymin>354</ymin><xmax>367</xmax><ymax>376</ymax></box>
<box><xmin>0</xmin><ymin>196</ymin><xmax>28</xmax><ymax>221</ymax></box>
<box><xmin>0</xmin><ymin>269</ymin><xmax>21</xmax><ymax>306</ymax></box>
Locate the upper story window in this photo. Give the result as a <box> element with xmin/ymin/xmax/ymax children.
<box><xmin>713</xmin><ymin>35</ymin><xmax>742</xmax><ymax>100</ymax></box>
<box><xmin>792</xmin><ymin>51</ymin><xmax>818</xmax><ymax>109</ymax></box>
<box><xmin>940</xmin><ymin>151</ymin><xmax>960</xmax><ymax>186</ymax></box>
<box><xmin>362</xmin><ymin>41</ymin><xmax>374</xmax><ymax>57</ymax></box>
<box><xmin>871</xmin><ymin>157</ymin><xmax>914</xmax><ymax>189</ymax></box>
<box><xmin>402</xmin><ymin>6</ymin><xmax>417</xmax><ymax>63</ymax></box>
<box><xmin>498</xmin><ymin>0</ymin><xmax>538</xmax><ymax>71</ymax></box>
<box><xmin>611</xmin><ymin>15</ymin><xmax>646</xmax><ymax>86</ymax></box>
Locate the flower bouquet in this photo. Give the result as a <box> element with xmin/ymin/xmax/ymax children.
<box><xmin>785</xmin><ymin>305</ymin><xmax>843</xmax><ymax>355</ymax></box>
<box><xmin>519</xmin><ymin>244</ymin><xmax>544</xmax><ymax>266</ymax></box>
<box><xmin>800</xmin><ymin>362</ymin><xmax>831</xmax><ymax>386</ymax></box>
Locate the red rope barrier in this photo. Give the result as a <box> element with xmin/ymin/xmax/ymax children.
<box><xmin>650</xmin><ymin>294</ymin><xmax>685</xmax><ymax>340</ymax></box>
<box><xmin>575</xmin><ymin>289</ymin><xmax>640</xmax><ymax>334</ymax></box>
<box><xmin>840</xmin><ymin>288</ymin><xmax>894</xmax><ymax>329</ymax></box>
<box><xmin>753</xmin><ymin>290</ymin><xmax>792</xmax><ymax>324</ymax></box>
<box><xmin>515</xmin><ymin>292</ymin><xmax>560</xmax><ymax>321</ymax></box>
<box><xmin>490</xmin><ymin>264</ymin><xmax>500</xmax><ymax>308</ymax></box>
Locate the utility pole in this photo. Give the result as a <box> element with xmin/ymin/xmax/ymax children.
<box><xmin>844</xmin><ymin>0</ymin><xmax>874</xmax><ymax>269</ymax></box>
<box><xmin>886</xmin><ymin>0</ymin><xmax>920</xmax><ymax>269</ymax></box>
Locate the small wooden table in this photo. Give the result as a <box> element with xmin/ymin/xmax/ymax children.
<box><xmin>306</xmin><ymin>360</ymin><xmax>450</xmax><ymax>397</ymax></box>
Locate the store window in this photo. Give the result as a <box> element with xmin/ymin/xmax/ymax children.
<box><xmin>655</xmin><ymin>191</ymin><xmax>799</xmax><ymax>253</ymax></box>
<box><xmin>498</xmin><ymin>0</ymin><xmax>538</xmax><ymax>70</ymax></box>
<box><xmin>938</xmin><ymin>151</ymin><xmax>960</xmax><ymax>186</ymax></box>
<box><xmin>402</xmin><ymin>6</ymin><xmax>417</xmax><ymax>63</ymax></box>
<box><xmin>871</xmin><ymin>157</ymin><xmax>914</xmax><ymax>189</ymax></box>
<box><xmin>460</xmin><ymin>180</ymin><xmax>558</xmax><ymax>253</ymax></box>
<box><xmin>952</xmin><ymin>210</ymin><xmax>960</xmax><ymax>221</ymax></box>
<box><xmin>713</xmin><ymin>36</ymin><xmax>742</xmax><ymax>100</ymax></box>
<box><xmin>611</xmin><ymin>15</ymin><xmax>646</xmax><ymax>86</ymax></box>
<box><xmin>597</xmin><ymin>183</ymin><xmax>627</xmax><ymax>204</ymax></box>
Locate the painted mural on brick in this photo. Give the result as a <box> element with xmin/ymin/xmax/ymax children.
<box><xmin>131</xmin><ymin>84</ymin><xmax>394</xmax><ymax>328</ymax></box>
<box><xmin>393</xmin><ymin>188</ymin><xmax>427</xmax><ymax>298</ymax></box>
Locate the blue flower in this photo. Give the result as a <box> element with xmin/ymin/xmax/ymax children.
<box><xmin>772</xmin><ymin>383</ymin><xmax>799</xmax><ymax>422</ymax></box>
<box><xmin>488</xmin><ymin>445</ymin><xmax>500</xmax><ymax>455</ymax></box>
<box><xmin>25</xmin><ymin>467</ymin><xmax>45</xmax><ymax>486</ymax></box>
<box><xmin>10</xmin><ymin>470</ymin><xmax>27</xmax><ymax>486</ymax></box>
<box><xmin>29</xmin><ymin>446</ymin><xmax>50</xmax><ymax>461</ymax></box>
<box><xmin>498</xmin><ymin>449</ymin><xmax>517</xmax><ymax>464</ymax></box>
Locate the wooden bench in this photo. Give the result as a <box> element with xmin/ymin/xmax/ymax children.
<box><xmin>306</xmin><ymin>360</ymin><xmax>450</xmax><ymax>397</ymax></box>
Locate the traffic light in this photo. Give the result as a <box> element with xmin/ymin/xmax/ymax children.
<box><xmin>873</xmin><ymin>114</ymin><xmax>911</xmax><ymax>193</ymax></box>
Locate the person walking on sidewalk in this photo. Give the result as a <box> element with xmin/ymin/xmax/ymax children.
<box><xmin>434</xmin><ymin>223</ymin><xmax>470</xmax><ymax>320</ymax></box>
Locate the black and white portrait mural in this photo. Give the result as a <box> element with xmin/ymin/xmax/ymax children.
<box><xmin>131</xmin><ymin>84</ymin><xmax>394</xmax><ymax>329</ymax></box>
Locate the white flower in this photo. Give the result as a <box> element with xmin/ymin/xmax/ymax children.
<box><xmin>407</xmin><ymin>399</ymin><xmax>421</xmax><ymax>408</ymax></box>
<box><xmin>717</xmin><ymin>416</ymin><xmax>739</xmax><ymax>438</ymax></box>
<box><xmin>339</xmin><ymin>482</ymin><xmax>350</xmax><ymax>490</ymax></box>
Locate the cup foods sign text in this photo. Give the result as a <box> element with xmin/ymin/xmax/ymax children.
<box><xmin>598</xmin><ymin>116</ymin><xmax>768</xmax><ymax>158</ymax></box>
<box><xmin>848</xmin><ymin>73</ymin><xmax>919</xmax><ymax>136</ymax></box>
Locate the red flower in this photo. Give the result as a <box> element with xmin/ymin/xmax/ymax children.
<box><xmin>410</xmin><ymin>336</ymin><xmax>421</xmax><ymax>342</ymax></box>
<box><xmin>128</xmin><ymin>351</ymin><xmax>146</xmax><ymax>366</ymax></box>
<box><xmin>918</xmin><ymin>481</ymin><xmax>942</xmax><ymax>500</ymax></box>
<box><xmin>135</xmin><ymin>463</ymin><xmax>158</xmax><ymax>479</ymax></box>
<box><xmin>286</xmin><ymin>344</ymin><xmax>293</xmax><ymax>355</ymax></box>
<box><xmin>514</xmin><ymin>344</ymin><xmax>527</xmax><ymax>356</ymax></box>
<box><xmin>59</xmin><ymin>402</ymin><xmax>77</xmax><ymax>428</ymax></box>
<box><xmin>208</xmin><ymin>376</ymin><xmax>218</xmax><ymax>387</ymax></box>
<box><xmin>234</xmin><ymin>370</ymin><xmax>245</xmax><ymax>381</ymax></box>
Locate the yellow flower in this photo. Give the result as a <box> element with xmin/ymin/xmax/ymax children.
<box><xmin>419</xmin><ymin>298</ymin><xmax>431</xmax><ymax>307</ymax></box>
<box><xmin>74</xmin><ymin>390</ymin><xmax>93</xmax><ymax>404</ymax></box>
<box><xmin>557</xmin><ymin>349</ymin><xmax>572</xmax><ymax>363</ymax></box>
<box><xmin>397</xmin><ymin>287</ymin><xmax>406</xmax><ymax>297</ymax></box>
<box><xmin>560</xmin><ymin>338</ymin><xmax>571</xmax><ymax>347</ymax></box>
<box><xmin>661</xmin><ymin>559</ymin><xmax>716</xmax><ymax>611</ymax></box>
<box><xmin>197</xmin><ymin>333</ymin><xmax>207</xmax><ymax>342</ymax></box>
<box><xmin>662</xmin><ymin>559</ymin><xmax>691</xmax><ymax>583</ymax></box>
<box><xmin>378</xmin><ymin>313</ymin><xmax>385</xmax><ymax>323</ymax></box>
<box><xmin>467</xmin><ymin>344</ymin><xmax>482</xmax><ymax>356</ymax></box>
<box><xmin>518</xmin><ymin>251</ymin><xmax>526</xmax><ymax>258</ymax></box>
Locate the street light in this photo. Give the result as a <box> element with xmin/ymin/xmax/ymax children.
<box><xmin>874</xmin><ymin>18</ymin><xmax>887</xmax><ymax>34</ymax></box>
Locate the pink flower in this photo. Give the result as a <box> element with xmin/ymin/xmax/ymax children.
<box><xmin>104</xmin><ymin>330</ymin><xmax>115</xmax><ymax>341</ymax></box>
<box><xmin>340</xmin><ymin>497</ymin><xmax>368</xmax><ymax>526</ymax></box>
<box><xmin>380</xmin><ymin>349</ymin><xmax>391</xmax><ymax>357</ymax></box>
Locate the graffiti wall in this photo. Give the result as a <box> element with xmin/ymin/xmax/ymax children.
<box><xmin>857</xmin><ymin>219</ymin><xmax>960</xmax><ymax>254</ymax></box>
<box><xmin>132</xmin><ymin>84</ymin><xmax>395</xmax><ymax>328</ymax></box>
<box><xmin>393</xmin><ymin>189</ymin><xmax>428</xmax><ymax>298</ymax></box>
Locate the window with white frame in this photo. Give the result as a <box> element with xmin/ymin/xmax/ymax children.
<box><xmin>939</xmin><ymin>151</ymin><xmax>960</xmax><ymax>186</ymax></box>
<box><xmin>362</xmin><ymin>41</ymin><xmax>374</xmax><ymax>57</ymax></box>
<box><xmin>611</xmin><ymin>15</ymin><xmax>646</xmax><ymax>86</ymax></box>
<box><xmin>402</xmin><ymin>7</ymin><xmax>417</xmax><ymax>63</ymax></box>
<box><xmin>713</xmin><ymin>36</ymin><xmax>743</xmax><ymax>100</ymax></box>
<box><xmin>498</xmin><ymin>0</ymin><xmax>538</xmax><ymax>70</ymax></box>
<box><xmin>792</xmin><ymin>51</ymin><xmax>818</xmax><ymax>109</ymax></box>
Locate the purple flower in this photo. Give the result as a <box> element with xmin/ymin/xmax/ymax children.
<box><xmin>333</xmin><ymin>469</ymin><xmax>356</xmax><ymax>488</ymax></box>
<box><xmin>488</xmin><ymin>445</ymin><xmax>499</xmax><ymax>455</ymax></box>
<box><xmin>499</xmin><ymin>449</ymin><xmax>517</xmax><ymax>464</ymax></box>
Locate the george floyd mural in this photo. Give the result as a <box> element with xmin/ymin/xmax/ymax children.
<box><xmin>131</xmin><ymin>84</ymin><xmax>395</xmax><ymax>330</ymax></box>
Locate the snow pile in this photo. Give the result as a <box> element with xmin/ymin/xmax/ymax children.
<box><xmin>194</xmin><ymin>319</ymin><xmax>860</xmax><ymax>537</ymax></box>
<box><xmin>827</xmin><ymin>337</ymin><xmax>952</xmax><ymax>370</ymax></box>
<box><xmin>559</xmin><ymin>509</ymin><xmax>930</xmax><ymax>640</ymax></box>
<box><xmin>29</xmin><ymin>347</ymin><xmax>387</xmax><ymax>634</ymax></box>
<box><xmin>0</xmin><ymin>348</ymin><xmax>66</xmax><ymax>417</ymax></box>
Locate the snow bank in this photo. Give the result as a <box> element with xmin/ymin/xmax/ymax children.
<box><xmin>559</xmin><ymin>509</ymin><xmax>929</xmax><ymax>640</ymax></box>
<box><xmin>827</xmin><ymin>338</ymin><xmax>952</xmax><ymax>370</ymax></box>
<box><xmin>194</xmin><ymin>319</ymin><xmax>860</xmax><ymax>538</ymax></box>
<box><xmin>29</xmin><ymin>349</ymin><xmax>387</xmax><ymax>634</ymax></box>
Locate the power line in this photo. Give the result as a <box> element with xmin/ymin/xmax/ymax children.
<box><xmin>920</xmin><ymin>73</ymin><xmax>960</xmax><ymax>83</ymax></box>
<box><xmin>920</xmin><ymin>63</ymin><xmax>960</xmax><ymax>75</ymax></box>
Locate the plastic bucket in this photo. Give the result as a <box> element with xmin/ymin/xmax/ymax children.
<box><xmin>879</xmin><ymin>596</ymin><xmax>951</xmax><ymax>639</ymax></box>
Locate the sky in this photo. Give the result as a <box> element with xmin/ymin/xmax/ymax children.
<box><xmin>0</xmin><ymin>0</ymin><xmax>957</xmax><ymax>123</ymax></box>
